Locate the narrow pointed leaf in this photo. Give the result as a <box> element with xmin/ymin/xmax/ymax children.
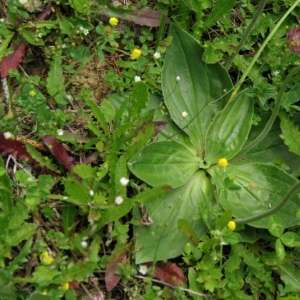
<box><xmin>128</xmin><ymin>140</ymin><xmax>200</xmax><ymax>188</ymax></box>
<box><xmin>232</xmin><ymin>113</ymin><xmax>300</xmax><ymax>175</ymax></box>
<box><xmin>162</xmin><ymin>24</ymin><xmax>232</xmax><ymax>152</ymax></box>
<box><xmin>279</xmin><ymin>111</ymin><xmax>300</xmax><ymax>156</ymax></box>
<box><xmin>205</xmin><ymin>91</ymin><xmax>253</xmax><ymax>163</ymax></box>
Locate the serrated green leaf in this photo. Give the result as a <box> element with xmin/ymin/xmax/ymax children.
<box><xmin>232</xmin><ymin>112</ymin><xmax>300</xmax><ymax>175</ymax></box>
<box><xmin>205</xmin><ymin>90</ymin><xmax>253</xmax><ymax>163</ymax></box>
<box><xmin>73</xmin><ymin>164</ymin><xmax>97</xmax><ymax>179</ymax></box>
<box><xmin>0</xmin><ymin>32</ymin><xmax>14</xmax><ymax>62</ymax></box>
<box><xmin>203</xmin><ymin>0</ymin><xmax>235</xmax><ymax>30</ymax></box>
<box><xmin>0</xmin><ymin>157</ymin><xmax>12</xmax><ymax>216</ymax></box>
<box><xmin>115</xmin><ymin>155</ymin><xmax>128</xmax><ymax>197</ymax></box>
<box><xmin>279</xmin><ymin>111</ymin><xmax>300</xmax><ymax>156</ymax></box>
<box><xmin>25</xmin><ymin>144</ymin><xmax>60</xmax><ymax>173</ymax></box>
<box><xmin>19</xmin><ymin>30</ymin><xmax>44</xmax><ymax>46</ymax></box>
<box><xmin>162</xmin><ymin>24</ymin><xmax>232</xmax><ymax>152</ymax></box>
<box><xmin>64</xmin><ymin>181</ymin><xmax>90</xmax><ymax>205</ymax></box>
<box><xmin>87</xmin><ymin>99</ymin><xmax>109</xmax><ymax>136</ymax></box>
<box><xmin>69</xmin><ymin>0</ymin><xmax>90</xmax><ymax>13</ymax></box>
<box><xmin>8</xmin><ymin>237</ymin><xmax>32</xmax><ymax>274</ymax></box>
<box><xmin>7</xmin><ymin>223</ymin><xmax>36</xmax><ymax>247</ymax></box>
<box><xmin>128</xmin><ymin>140</ymin><xmax>200</xmax><ymax>188</ymax></box>
<box><xmin>46</xmin><ymin>57</ymin><xmax>66</xmax><ymax>105</ymax></box>
<box><xmin>278</xmin><ymin>262</ymin><xmax>300</xmax><ymax>292</ymax></box>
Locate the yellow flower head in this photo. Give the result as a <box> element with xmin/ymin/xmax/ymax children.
<box><xmin>130</xmin><ymin>49</ymin><xmax>142</xmax><ymax>60</ymax></box>
<box><xmin>227</xmin><ymin>221</ymin><xmax>236</xmax><ymax>231</ymax></box>
<box><xmin>39</xmin><ymin>251</ymin><xmax>54</xmax><ymax>265</ymax></box>
<box><xmin>60</xmin><ymin>282</ymin><xmax>70</xmax><ymax>291</ymax></box>
<box><xmin>29</xmin><ymin>90</ymin><xmax>36</xmax><ymax>96</ymax></box>
<box><xmin>218</xmin><ymin>158</ymin><xmax>228</xmax><ymax>168</ymax></box>
<box><xmin>109</xmin><ymin>17</ymin><xmax>119</xmax><ymax>26</ymax></box>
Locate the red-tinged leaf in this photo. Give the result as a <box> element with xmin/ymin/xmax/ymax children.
<box><xmin>36</xmin><ymin>5</ymin><xmax>52</xmax><ymax>21</ymax></box>
<box><xmin>1</xmin><ymin>42</ymin><xmax>27</xmax><ymax>78</ymax></box>
<box><xmin>0</xmin><ymin>6</ymin><xmax>52</xmax><ymax>78</ymax></box>
<box><xmin>102</xmin><ymin>7</ymin><xmax>170</xmax><ymax>27</ymax></box>
<box><xmin>105</xmin><ymin>251</ymin><xmax>127</xmax><ymax>292</ymax></box>
<box><xmin>42</xmin><ymin>135</ymin><xmax>76</xmax><ymax>172</ymax></box>
<box><xmin>86</xmin><ymin>294</ymin><xmax>105</xmax><ymax>300</ymax></box>
<box><xmin>0</xmin><ymin>133</ymin><xmax>36</xmax><ymax>164</ymax></box>
<box><xmin>146</xmin><ymin>262</ymin><xmax>187</xmax><ymax>286</ymax></box>
<box><xmin>69</xmin><ymin>280</ymin><xmax>80</xmax><ymax>289</ymax></box>
<box><xmin>154</xmin><ymin>121</ymin><xmax>167</xmax><ymax>135</ymax></box>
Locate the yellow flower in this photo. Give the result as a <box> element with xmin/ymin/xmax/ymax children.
<box><xmin>218</xmin><ymin>158</ymin><xmax>228</xmax><ymax>168</ymax></box>
<box><xmin>60</xmin><ymin>282</ymin><xmax>69</xmax><ymax>291</ymax></box>
<box><xmin>109</xmin><ymin>17</ymin><xmax>119</xmax><ymax>26</ymax></box>
<box><xmin>29</xmin><ymin>90</ymin><xmax>36</xmax><ymax>96</ymax></box>
<box><xmin>130</xmin><ymin>49</ymin><xmax>142</xmax><ymax>60</ymax></box>
<box><xmin>39</xmin><ymin>251</ymin><xmax>54</xmax><ymax>265</ymax></box>
<box><xmin>227</xmin><ymin>221</ymin><xmax>236</xmax><ymax>231</ymax></box>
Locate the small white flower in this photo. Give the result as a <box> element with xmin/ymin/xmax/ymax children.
<box><xmin>273</xmin><ymin>70</ymin><xmax>279</xmax><ymax>76</ymax></box>
<box><xmin>153</xmin><ymin>51</ymin><xmax>161</xmax><ymax>59</ymax></box>
<box><xmin>81</xmin><ymin>240</ymin><xmax>88</xmax><ymax>248</ymax></box>
<box><xmin>19</xmin><ymin>0</ymin><xmax>28</xmax><ymax>5</ymax></box>
<box><xmin>115</xmin><ymin>196</ymin><xmax>124</xmax><ymax>205</ymax></box>
<box><xmin>139</xmin><ymin>265</ymin><xmax>148</xmax><ymax>275</ymax></box>
<box><xmin>62</xmin><ymin>44</ymin><xmax>67</xmax><ymax>49</ymax></box>
<box><xmin>120</xmin><ymin>177</ymin><xmax>130</xmax><ymax>186</ymax></box>
<box><xmin>37</xmin><ymin>33</ymin><xmax>43</xmax><ymax>38</ymax></box>
<box><xmin>181</xmin><ymin>111</ymin><xmax>188</xmax><ymax>118</ymax></box>
<box><xmin>57</xmin><ymin>129</ymin><xmax>64</xmax><ymax>136</ymax></box>
<box><xmin>0</xmin><ymin>18</ymin><xmax>5</xmax><ymax>23</ymax></box>
<box><xmin>89</xmin><ymin>190</ymin><xmax>94</xmax><ymax>197</ymax></box>
<box><xmin>176</xmin><ymin>76</ymin><xmax>180</xmax><ymax>81</ymax></box>
<box><xmin>4</xmin><ymin>132</ymin><xmax>14</xmax><ymax>139</ymax></box>
<box><xmin>134</xmin><ymin>76</ymin><xmax>142</xmax><ymax>83</ymax></box>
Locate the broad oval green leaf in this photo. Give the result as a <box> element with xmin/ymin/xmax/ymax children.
<box><xmin>210</xmin><ymin>163</ymin><xmax>300</xmax><ymax>228</ymax></box>
<box><xmin>232</xmin><ymin>113</ymin><xmax>300</xmax><ymax>175</ymax></box>
<box><xmin>280</xmin><ymin>232</ymin><xmax>300</xmax><ymax>247</ymax></box>
<box><xmin>135</xmin><ymin>170</ymin><xmax>212</xmax><ymax>264</ymax></box>
<box><xmin>128</xmin><ymin>140</ymin><xmax>200</xmax><ymax>188</ymax></box>
<box><xmin>268</xmin><ymin>215</ymin><xmax>284</xmax><ymax>238</ymax></box>
<box><xmin>162</xmin><ymin>24</ymin><xmax>232</xmax><ymax>153</ymax></box>
<box><xmin>205</xmin><ymin>90</ymin><xmax>253</xmax><ymax>163</ymax></box>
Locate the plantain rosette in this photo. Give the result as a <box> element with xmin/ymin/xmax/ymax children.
<box><xmin>128</xmin><ymin>25</ymin><xmax>300</xmax><ymax>264</ymax></box>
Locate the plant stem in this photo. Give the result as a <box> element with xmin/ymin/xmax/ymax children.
<box><xmin>237</xmin><ymin>65</ymin><xmax>300</xmax><ymax>157</ymax></box>
<box><xmin>235</xmin><ymin>180</ymin><xmax>300</xmax><ymax>225</ymax></box>
<box><xmin>225</xmin><ymin>0</ymin><xmax>268</xmax><ymax>70</ymax></box>
<box><xmin>229</xmin><ymin>0</ymin><xmax>300</xmax><ymax>100</ymax></box>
